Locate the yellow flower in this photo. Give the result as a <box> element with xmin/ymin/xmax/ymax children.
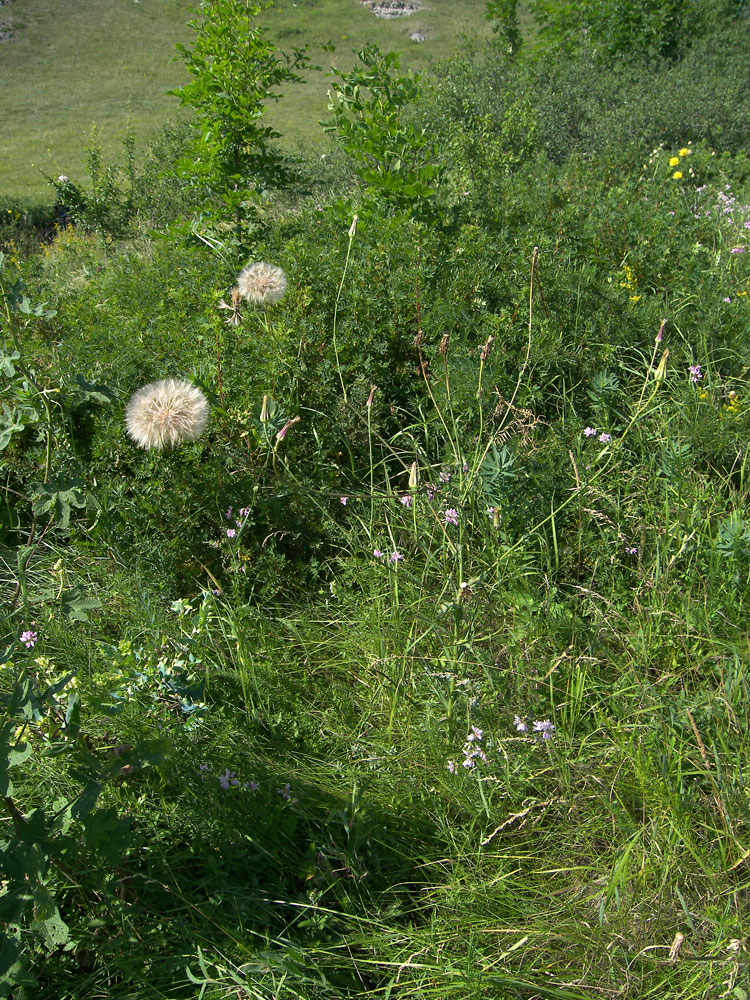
<box><xmin>669</xmin><ymin>156</ymin><xmax>680</xmax><ymax>167</ymax></box>
<box><xmin>672</xmin><ymin>171</ymin><xmax>683</xmax><ymax>180</ymax></box>
<box><xmin>679</xmin><ymin>148</ymin><xmax>690</xmax><ymax>156</ymax></box>
<box><xmin>629</xmin><ymin>295</ymin><xmax>642</xmax><ymax>302</ymax></box>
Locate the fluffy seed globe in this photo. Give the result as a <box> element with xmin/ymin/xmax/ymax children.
<box><xmin>125</xmin><ymin>379</ymin><xmax>210</xmax><ymax>450</ymax></box>
<box><xmin>236</xmin><ymin>261</ymin><xmax>288</xmax><ymax>306</ymax></box>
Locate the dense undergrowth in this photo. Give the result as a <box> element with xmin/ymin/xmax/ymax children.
<box><xmin>2</xmin><ymin>2</ymin><xmax>750</xmax><ymax>998</ymax></box>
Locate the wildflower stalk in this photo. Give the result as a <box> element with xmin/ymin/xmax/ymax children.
<box><xmin>332</xmin><ymin>216</ymin><xmax>357</xmax><ymax>404</ymax></box>
<box><xmin>366</xmin><ymin>386</ymin><xmax>376</xmax><ymax>535</ymax></box>
<box><xmin>466</xmin><ymin>248</ymin><xmax>537</xmax><ymax>504</ymax></box>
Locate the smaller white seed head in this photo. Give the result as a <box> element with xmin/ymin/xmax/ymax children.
<box><xmin>236</xmin><ymin>261</ymin><xmax>288</xmax><ymax>306</ymax></box>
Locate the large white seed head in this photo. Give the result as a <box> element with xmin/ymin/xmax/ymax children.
<box><xmin>125</xmin><ymin>379</ymin><xmax>210</xmax><ymax>450</ymax></box>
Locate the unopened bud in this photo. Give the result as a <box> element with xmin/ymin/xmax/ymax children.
<box><xmin>366</xmin><ymin>384</ymin><xmax>377</xmax><ymax>408</ymax></box>
<box><xmin>439</xmin><ymin>333</ymin><xmax>450</xmax><ymax>357</ymax></box>
<box><xmin>348</xmin><ymin>214</ymin><xmax>358</xmax><ymax>239</ymax></box>
<box><xmin>408</xmin><ymin>461</ymin><xmax>418</xmax><ymax>490</ymax></box>
<box><xmin>480</xmin><ymin>336</ymin><xmax>494</xmax><ymax>362</ymax></box>
<box><xmin>276</xmin><ymin>416</ymin><xmax>300</xmax><ymax>442</ymax></box>
<box><xmin>656</xmin><ymin>319</ymin><xmax>666</xmax><ymax>343</ymax></box>
<box><xmin>260</xmin><ymin>394</ymin><xmax>270</xmax><ymax>423</ymax></box>
<box><xmin>653</xmin><ymin>348</ymin><xmax>670</xmax><ymax>383</ymax></box>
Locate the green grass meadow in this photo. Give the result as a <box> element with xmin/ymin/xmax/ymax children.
<box><xmin>2</xmin><ymin>1</ymin><xmax>750</xmax><ymax>998</ymax></box>
<box><xmin>0</xmin><ymin>0</ymin><xmax>491</xmax><ymax>200</ymax></box>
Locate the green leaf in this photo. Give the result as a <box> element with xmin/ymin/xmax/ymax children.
<box><xmin>31</xmin><ymin>477</ymin><xmax>86</xmax><ymax>530</ymax></box>
<box><xmin>0</xmin><ymin>349</ymin><xmax>20</xmax><ymax>378</ymax></box>
<box><xmin>71</xmin><ymin>374</ymin><xmax>117</xmax><ymax>406</ymax></box>
<box><xmin>7</xmin><ymin>742</ymin><xmax>32</xmax><ymax>769</ymax></box>
<box><xmin>0</xmin><ymin>408</ymin><xmax>25</xmax><ymax>450</ymax></box>
<box><xmin>60</xmin><ymin>583</ymin><xmax>100</xmax><ymax>622</ymax></box>
<box><xmin>31</xmin><ymin>886</ymin><xmax>69</xmax><ymax>950</ymax></box>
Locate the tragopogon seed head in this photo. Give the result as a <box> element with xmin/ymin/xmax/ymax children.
<box><xmin>125</xmin><ymin>379</ymin><xmax>209</xmax><ymax>450</ymax></box>
<box><xmin>237</xmin><ymin>261</ymin><xmax>287</xmax><ymax>306</ymax></box>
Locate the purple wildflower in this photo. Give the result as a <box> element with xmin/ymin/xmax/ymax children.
<box><xmin>514</xmin><ymin>715</ymin><xmax>528</xmax><ymax>733</ymax></box>
<box><xmin>444</xmin><ymin>508</ymin><xmax>459</xmax><ymax>527</ymax></box>
<box><xmin>447</xmin><ymin>760</ymin><xmax>456</xmax><ymax>774</ymax></box>
<box><xmin>226</xmin><ymin>507</ymin><xmax>233</xmax><ymax>519</ymax></box>
<box><xmin>439</xmin><ymin>471</ymin><xmax>451</xmax><ymax>483</ymax></box>
<box><xmin>598</xmin><ymin>433</ymin><xmax>611</xmax><ymax>443</ymax></box>
<box><xmin>583</xmin><ymin>427</ymin><xmax>597</xmax><ymax>437</ymax></box>
<box><xmin>390</xmin><ymin>550</ymin><xmax>404</xmax><ymax>563</ymax></box>
<box><xmin>278</xmin><ymin>783</ymin><xmax>292</xmax><ymax>800</ymax></box>
<box><xmin>723</xmin><ymin>297</ymin><xmax>732</xmax><ymax>303</ymax></box>
<box><xmin>730</xmin><ymin>246</ymin><xmax>746</xmax><ymax>254</ymax></box>
<box><xmin>219</xmin><ymin>769</ymin><xmax>239</xmax><ymax>789</ymax></box>
<box><xmin>226</xmin><ymin>528</ymin><xmax>236</xmax><ymax>539</ymax></box>
<box><xmin>399</xmin><ymin>495</ymin><xmax>412</xmax><ymax>508</ymax></box>
<box><xmin>688</xmin><ymin>364</ymin><xmax>703</xmax><ymax>383</ymax></box>
<box><xmin>533</xmin><ymin>719</ymin><xmax>555</xmax><ymax>740</ymax></box>
<box><xmin>340</xmin><ymin>496</ymin><xmax>348</xmax><ymax>505</ymax></box>
<box><xmin>373</xmin><ymin>549</ymin><xmax>384</xmax><ymax>558</ymax></box>
<box><xmin>238</xmin><ymin>507</ymin><xmax>250</xmax><ymax>517</ymax></box>
<box><xmin>20</xmin><ymin>630</ymin><xmax>38</xmax><ymax>649</ymax></box>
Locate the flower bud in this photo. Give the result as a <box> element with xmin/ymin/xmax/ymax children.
<box><xmin>653</xmin><ymin>348</ymin><xmax>670</xmax><ymax>383</ymax></box>
<box><xmin>408</xmin><ymin>461</ymin><xmax>418</xmax><ymax>490</ymax></box>
<box><xmin>260</xmin><ymin>394</ymin><xmax>270</xmax><ymax>423</ymax></box>
<box><xmin>276</xmin><ymin>416</ymin><xmax>300</xmax><ymax>442</ymax></box>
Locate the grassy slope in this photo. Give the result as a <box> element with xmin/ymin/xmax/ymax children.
<box><xmin>0</xmin><ymin>0</ymin><xmax>491</xmax><ymax>201</ymax></box>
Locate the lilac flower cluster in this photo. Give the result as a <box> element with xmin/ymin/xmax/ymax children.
<box><xmin>688</xmin><ymin>364</ymin><xmax>704</xmax><ymax>383</ymax></box>
<box><xmin>447</xmin><ymin>726</ymin><xmax>488</xmax><ymax>773</ymax></box>
<box><xmin>224</xmin><ymin>505</ymin><xmax>251</xmax><ymax>539</ymax></box>
<box><xmin>514</xmin><ymin>715</ymin><xmax>555</xmax><ymax>740</ymax></box>
<box><xmin>583</xmin><ymin>428</ymin><xmax>611</xmax><ymax>443</ymax></box>
<box><xmin>20</xmin><ymin>630</ymin><xmax>38</xmax><ymax>648</ymax></box>
<box><xmin>373</xmin><ymin>549</ymin><xmax>403</xmax><ymax>562</ymax></box>
<box><xmin>199</xmin><ymin>762</ymin><xmax>259</xmax><ymax>792</ymax></box>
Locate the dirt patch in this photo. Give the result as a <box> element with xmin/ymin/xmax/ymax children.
<box><xmin>362</xmin><ymin>0</ymin><xmax>421</xmax><ymax>18</ymax></box>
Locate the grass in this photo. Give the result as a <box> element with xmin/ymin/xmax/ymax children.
<box><xmin>2</xmin><ymin>7</ymin><xmax>750</xmax><ymax>999</ymax></box>
<box><xmin>0</xmin><ymin>0</ymin><xmax>491</xmax><ymax>202</ymax></box>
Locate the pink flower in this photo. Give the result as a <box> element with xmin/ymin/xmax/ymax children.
<box><xmin>340</xmin><ymin>496</ymin><xmax>348</xmax><ymax>505</ymax></box>
<box><xmin>390</xmin><ymin>550</ymin><xmax>404</xmax><ymax>563</ymax></box>
<box><xmin>20</xmin><ymin>630</ymin><xmax>38</xmax><ymax>649</ymax></box>
<box><xmin>444</xmin><ymin>508</ymin><xmax>459</xmax><ymax>527</ymax></box>
<box><xmin>226</xmin><ymin>528</ymin><xmax>236</xmax><ymax>538</ymax></box>
<box><xmin>583</xmin><ymin>427</ymin><xmax>597</xmax><ymax>437</ymax></box>
<box><xmin>399</xmin><ymin>495</ymin><xmax>412</xmax><ymax>507</ymax></box>
<box><xmin>598</xmin><ymin>433</ymin><xmax>611</xmax><ymax>443</ymax></box>
<box><xmin>373</xmin><ymin>549</ymin><xmax>384</xmax><ymax>558</ymax></box>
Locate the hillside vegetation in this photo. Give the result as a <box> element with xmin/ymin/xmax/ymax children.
<box><xmin>1</xmin><ymin>1</ymin><xmax>750</xmax><ymax>998</ymax></box>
